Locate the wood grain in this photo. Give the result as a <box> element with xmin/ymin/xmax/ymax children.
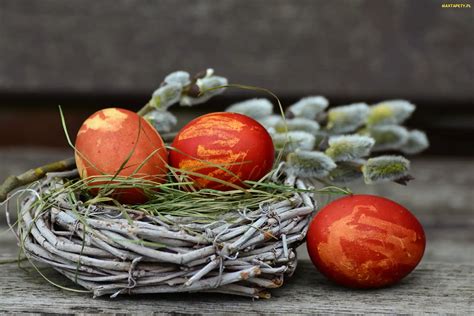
<box><xmin>0</xmin><ymin>259</ymin><xmax>472</xmax><ymax>314</ymax></box>
<box><xmin>0</xmin><ymin>0</ymin><xmax>472</xmax><ymax>100</ymax></box>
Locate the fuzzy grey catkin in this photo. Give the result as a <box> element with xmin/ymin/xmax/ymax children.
<box><xmin>272</xmin><ymin>131</ymin><xmax>316</xmax><ymax>152</ymax></box>
<box><xmin>362</xmin><ymin>155</ymin><xmax>410</xmax><ymax>184</ymax></box>
<box><xmin>400</xmin><ymin>130</ymin><xmax>429</xmax><ymax>155</ymax></box>
<box><xmin>164</xmin><ymin>71</ymin><xmax>191</xmax><ymax>87</ymax></box>
<box><xmin>180</xmin><ymin>75</ymin><xmax>228</xmax><ymax>106</ymax></box>
<box><xmin>367</xmin><ymin>100</ymin><xmax>415</xmax><ymax>126</ymax></box>
<box><xmin>150</xmin><ymin>84</ymin><xmax>183</xmax><ymax>110</ymax></box>
<box><xmin>286</xmin><ymin>96</ymin><xmax>328</xmax><ymax>120</ymax></box>
<box><xmin>325</xmin><ymin>135</ymin><xmax>375</xmax><ymax>162</ymax></box>
<box><xmin>327</xmin><ymin>162</ymin><xmax>363</xmax><ymax>183</ymax></box>
<box><xmin>144</xmin><ymin>110</ymin><xmax>178</xmax><ymax>133</ymax></box>
<box><xmin>326</xmin><ymin>103</ymin><xmax>370</xmax><ymax>134</ymax></box>
<box><xmin>286</xmin><ymin>151</ymin><xmax>337</xmax><ymax>178</ymax></box>
<box><xmin>368</xmin><ymin>125</ymin><xmax>409</xmax><ymax>151</ymax></box>
<box><xmin>226</xmin><ymin>98</ymin><xmax>273</xmax><ymax>119</ymax></box>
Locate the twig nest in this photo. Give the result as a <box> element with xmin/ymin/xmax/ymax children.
<box><xmin>16</xmin><ymin>169</ymin><xmax>317</xmax><ymax>298</ymax></box>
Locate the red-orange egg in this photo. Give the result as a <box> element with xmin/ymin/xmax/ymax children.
<box><xmin>169</xmin><ymin>112</ymin><xmax>274</xmax><ymax>190</ymax></box>
<box><xmin>307</xmin><ymin>194</ymin><xmax>425</xmax><ymax>288</ymax></box>
<box><xmin>74</xmin><ymin>108</ymin><xmax>168</xmax><ymax>204</ymax></box>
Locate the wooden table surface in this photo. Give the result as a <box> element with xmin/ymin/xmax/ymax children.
<box><xmin>0</xmin><ymin>148</ymin><xmax>473</xmax><ymax>314</ymax></box>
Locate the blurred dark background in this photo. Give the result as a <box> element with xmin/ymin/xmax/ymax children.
<box><xmin>0</xmin><ymin>0</ymin><xmax>473</xmax><ymax>155</ymax></box>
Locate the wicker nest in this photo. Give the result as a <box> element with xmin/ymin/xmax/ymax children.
<box><xmin>15</xmin><ymin>167</ymin><xmax>317</xmax><ymax>299</ymax></box>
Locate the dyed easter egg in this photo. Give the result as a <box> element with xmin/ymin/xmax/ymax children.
<box><xmin>169</xmin><ymin>112</ymin><xmax>274</xmax><ymax>190</ymax></box>
<box><xmin>75</xmin><ymin>108</ymin><xmax>168</xmax><ymax>204</ymax></box>
<box><xmin>306</xmin><ymin>194</ymin><xmax>425</xmax><ymax>288</ymax></box>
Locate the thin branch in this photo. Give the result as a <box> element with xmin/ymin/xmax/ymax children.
<box><xmin>0</xmin><ymin>157</ymin><xmax>76</xmax><ymax>202</ymax></box>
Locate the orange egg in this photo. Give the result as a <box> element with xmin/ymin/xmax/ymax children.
<box><xmin>169</xmin><ymin>112</ymin><xmax>274</xmax><ymax>190</ymax></box>
<box><xmin>75</xmin><ymin>108</ymin><xmax>168</xmax><ymax>204</ymax></box>
<box><xmin>307</xmin><ymin>194</ymin><xmax>426</xmax><ymax>288</ymax></box>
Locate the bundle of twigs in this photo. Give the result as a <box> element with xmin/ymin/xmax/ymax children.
<box><xmin>11</xmin><ymin>164</ymin><xmax>322</xmax><ymax>299</ymax></box>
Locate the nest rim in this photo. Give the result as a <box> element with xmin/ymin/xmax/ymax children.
<box><xmin>12</xmin><ymin>168</ymin><xmax>318</xmax><ymax>299</ymax></box>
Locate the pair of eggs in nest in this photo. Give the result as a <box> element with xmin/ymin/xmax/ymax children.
<box><xmin>74</xmin><ymin>108</ymin><xmax>275</xmax><ymax>204</ymax></box>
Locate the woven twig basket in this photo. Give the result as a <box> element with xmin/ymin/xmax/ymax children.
<box><xmin>15</xmin><ymin>166</ymin><xmax>316</xmax><ymax>299</ymax></box>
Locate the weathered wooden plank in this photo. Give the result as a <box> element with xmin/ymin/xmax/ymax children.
<box><xmin>0</xmin><ymin>259</ymin><xmax>472</xmax><ymax>314</ymax></box>
<box><xmin>0</xmin><ymin>0</ymin><xmax>472</xmax><ymax>100</ymax></box>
